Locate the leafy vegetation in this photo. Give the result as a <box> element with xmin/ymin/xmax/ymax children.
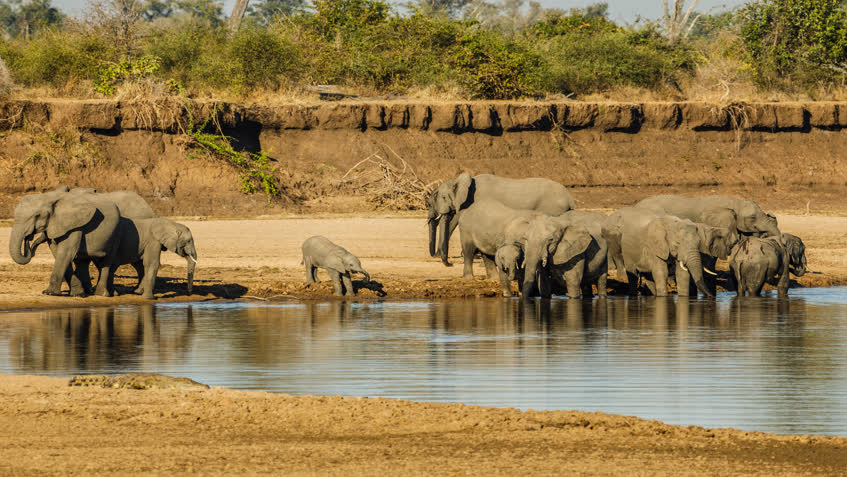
<box><xmin>0</xmin><ymin>0</ymin><xmax>846</xmax><ymax>100</ymax></box>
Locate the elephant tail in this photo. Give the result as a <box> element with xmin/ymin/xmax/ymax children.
<box><xmin>603</xmin><ymin>227</ymin><xmax>625</xmax><ymax>273</ymax></box>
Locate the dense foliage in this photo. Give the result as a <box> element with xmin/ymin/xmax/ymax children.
<box><xmin>0</xmin><ymin>0</ymin><xmax>846</xmax><ymax>99</ymax></box>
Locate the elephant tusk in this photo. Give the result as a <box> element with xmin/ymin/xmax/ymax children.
<box><xmin>679</xmin><ymin>262</ymin><xmax>689</xmax><ymax>272</ymax></box>
<box><xmin>704</xmin><ymin>268</ymin><xmax>718</xmax><ymax>276</ymax></box>
<box><xmin>188</xmin><ymin>256</ymin><xmax>198</xmax><ymax>264</ymax></box>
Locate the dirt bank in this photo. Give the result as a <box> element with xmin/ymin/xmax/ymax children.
<box><xmin>2</xmin><ymin>99</ymin><xmax>847</xmax><ymax>217</ymax></box>
<box><xmin>0</xmin><ymin>373</ymin><xmax>844</xmax><ymax>475</ymax></box>
<box><xmin>0</xmin><ymin>213</ymin><xmax>842</xmax><ymax>309</ymax></box>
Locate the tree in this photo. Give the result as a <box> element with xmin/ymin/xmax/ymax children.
<box><xmin>662</xmin><ymin>0</ymin><xmax>724</xmax><ymax>42</ymax></box>
<box><xmin>246</xmin><ymin>0</ymin><xmax>304</xmax><ymax>25</ymax></box>
<box><xmin>0</xmin><ymin>0</ymin><xmax>65</xmax><ymax>39</ymax></box>
<box><xmin>582</xmin><ymin>2</ymin><xmax>608</xmax><ymax>19</ymax></box>
<box><xmin>175</xmin><ymin>0</ymin><xmax>223</xmax><ymax>25</ymax></box>
<box><xmin>416</xmin><ymin>0</ymin><xmax>469</xmax><ymax>18</ymax></box>
<box><xmin>228</xmin><ymin>0</ymin><xmax>249</xmax><ymax>31</ymax></box>
<box><xmin>141</xmin><ymin>0</ymin><xmax>176</xmax><ymax>21</ymax></box>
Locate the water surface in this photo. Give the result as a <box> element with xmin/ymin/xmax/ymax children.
<box><xmin>2</xmin><ymin>288</ymin><xmax>846</xmax><ymax>436</ymax></box>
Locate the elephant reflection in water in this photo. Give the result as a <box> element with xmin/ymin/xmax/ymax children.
<box><xmin>4</xmin><ymin>305</ymin><xmax>195</xmax><ymax>373</ymax></box>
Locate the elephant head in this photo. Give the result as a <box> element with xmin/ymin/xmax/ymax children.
<box><xmin>427</xmin><ymin>173</ymin><xmax>473</xmax><ymax>264</ymax></box>
<box><xmin>325</xmin><ymin>251</ymin><xmax>370</xmax><ymax>283</ymax></box>
<box><xmin>521</xmin><ymin>217</ymin><xmax>593</xmax><ymax>299</ymax></box>
<box><xmin>695</xmin><ymin>223</ymin><xmax>737</xmax><ymax>260</ymax></box>
<box><xmin>780</xmin><ymin>233</ymin><xmax>807</xmax><ymax>276</ymax></box>
<box><xmin>736</xmin><ymin>201</ymin><xmax>780</xmax><ymax>237</ymax></box>
<box><xmin>154</xmin><ymin>221</ymin><xmax>198</xmax><ymax>294</ymax></box>
<box><xmin>9</xmin><ymin>186</ymin><xmax>98</xmax><ymax>266</ymax></box>
<box><xmin>495</xmin><ymin>243</ymin><xmax>524</xmax><ymax>281</ymax></box>
<box><xmin>648</xmin><ymin>217</ymin><xmax>715</xmax><ymax>297</ymax></box>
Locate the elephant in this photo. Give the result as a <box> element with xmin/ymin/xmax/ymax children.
<box><xmin>427</xmin><ymin>173</ymin><xmax>576</xmax><ymax>266</ymax></box>
<box><xmin>607</xmin><ymin>207</ymin><xmax>734</xmax><ymax>297</ymax></box>
<box><xmin>729</xmin><ymin>233</ymin><xmax>807</xmax><ymax>296</ymax></box>
<box><xmin>635</xmin><ymin>194</ymin><xmax>779</xmax><ymax>237</ymax></box>
<box><xmin>67</xmin><ymin>188</ymin><xmax>158</xmax><ymax>294</ymax></box>
<box><xmin>521</xmin><ymin>211</ymin><xmax>607</xmax><ymax>300</ymax></box>
<box><xmin>108</xmin><ymin>217</ymin><xmax>198</xmax><ymax>299</ymax></box>
<box><xmin>302</xmin><ymin>236</ymin><xmax>370</xmax><ymax>296</ymax></box>
<box><xmin>9</xmin><ymin>186</ymin><xmax>120</xmax><ymax>296</ymax></box>
<box><xmin>456</xmin><ymin>199</ymin><xmax>544</xmax><ymax>286</ymax></box>
<box><xmin>495</xmin><ymin>243</ymin><xmax>524</xmax><ymax>297</ymax></box>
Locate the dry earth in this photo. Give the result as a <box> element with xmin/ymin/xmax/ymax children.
<box><xmin>1</xmin><ymin>373</ymin><xmax>846</xmax><ymax>476</ymax></box>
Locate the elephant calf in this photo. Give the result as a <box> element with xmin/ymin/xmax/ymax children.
<box><xmin>495</xmin><ymin>243</ymin><xmax>524</xmax><ymax>297</ymax></box>
<box><xmin>302</xmin><ymin>236</ymin><xmax>370</xmax><ymax>296</ymax></box>
<box><xmin>729</xmin><ymin>234</ymin><xmax>807</xmax><ymax>296</ymax></box>
<box><xmin>110</xmin><ymin>217</ymin><xmax>198</xmax><ymax>299</ymax></box>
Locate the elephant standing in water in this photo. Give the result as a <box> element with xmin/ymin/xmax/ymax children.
<box><xmin>729</xmin><ymin>234</ymin><xmax>807</xmax><ymax>296</ymax></box>
<box><xmin>607</xmin><ymin>208</ymin><xmax>734</xmax><ymax>297</ymax></box>
<box><xmin>521</xmin><ymin>211</ymin><xmax>610</xmax><ymax>299</ymax></box>
<box><xmin>427</xmin><ymin>173</ymin><xmax>576</xmax><ymax>266</ymax></box>
<box><xmin>109</xmin><ymin>217</ymin><xmax>198</xmax><ymax>299</ymax></box>
<box><xmin>9</xmin><ymin>186</ymin><xmax>120</xmax><ymax>296</ymax></box>
<box><xmin>302</xmin><ymin>236</ymin><xmax>370</xmax><ymax>296</ymax></box>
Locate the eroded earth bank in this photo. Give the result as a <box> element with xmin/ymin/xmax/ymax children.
<box><xmin>2</xmin><ymin>100</ymin><xmax>847</xmax><ymax>474</ymax></box>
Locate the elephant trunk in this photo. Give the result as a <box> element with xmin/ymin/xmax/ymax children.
<box><xmin>439</xmin><ymin>214</ymin><xmax>453</xmax><ymax>266</ymax></box>
<box><xmin>186</xmin><ymin>257</ymin><xmax>195</xmax><ymax>295</ymax></box>
<box><xmin>427</xmin><ymin>215</ymin><xmax>438</xmax><ymax>257</ymax></box>
<box><xmin>9</xmin><ymin>222</ymin><xmax>35</xmax><ymax>265</ymax></box>
<box><xmin>521</xmin><ymin>248</ymin><xmax>543</xmax><ymax>300</ymax></box>
<box><xmin>685</xmin><ymin>250</ymin><xmax>713</xmax><ymax>297</ymax></box>
<box><xmin>359</xmin><ymin>269</ymin><xmax>370</xmax><ymax>282</ymax></box>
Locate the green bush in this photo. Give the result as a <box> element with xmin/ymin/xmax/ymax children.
<box><xmin>537</xmin><ymin>27</ymin><xmax>698</xmax><ymax>94</ymax></box>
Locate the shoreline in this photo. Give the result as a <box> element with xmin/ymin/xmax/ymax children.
<box><xmin>0</xmin><ymin>372</ymin><xmax>844</xmax><ymax>475</ymax></box>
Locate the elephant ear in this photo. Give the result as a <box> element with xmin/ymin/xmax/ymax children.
<box><xmin>152</xmin><ymin>220</ymin><xmax>180</xmax><ymax>252</ymax></box>
<box><xmin>646</xmin><ymin>220</ymin><xmax>670</xmax><ymax>260</ymax></box>
<box><xmin>324</xmin><ymin>252</ymin><xmax>346</xmax><ymax>274</ymax></box>
<box><xmin>697</xmin><ymin>225</ymin><xmax>731</xmax><ymax>259</ymax></box>
<box><xmin>452</xmin><ymin>173</ymin><xmax>473</xmax><ymax>210</ymax></box>
<box><xmin>46</xmin><ymin>196</ymin><xmax>96</xmax><ymax>239</ymax></box>
<box><xmin>698</xmin><ymin>207</ymin><xmax>738</xmax><ymax>233</ymax></box>
<box><xmin>558</xmin><ymin>227</ymin><xmax>592</xmax><ymax>263</ymax></box>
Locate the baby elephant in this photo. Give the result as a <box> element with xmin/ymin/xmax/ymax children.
<box><xmin>302</xmin><ymin>236</ymin><xmax>370</xmax><ymax>296</ymax></box>
<box><xmin>495</xmin><ymin>243</ymin><xmax>524</xmax><ymax>297</ymax></box>
<box><xmin>110</xmin><ymin>217</ymin><xmax>198</xmax><ymax>299</ymax></box>
<box><xmin>729</xmin><ymin>233</ymin><xmax>806</xmax><ymax>297</ymax></box>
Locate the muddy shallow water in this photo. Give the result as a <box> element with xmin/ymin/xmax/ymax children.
<box><xmin>2</xmin><ymin>288</ymin><xmax>846</xmax><ymax>436</ymax></box>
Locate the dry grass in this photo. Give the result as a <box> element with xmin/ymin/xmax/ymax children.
<box><xmin>341</xmin><ymin>145</ymin><xmax>437</xmax><ymax>210</ymax></box>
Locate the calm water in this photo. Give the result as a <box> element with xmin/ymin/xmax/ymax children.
<box><xmin>2</xmin><ymin>289</ymin><xmax>847</xmax><ymax>436</ymax></box>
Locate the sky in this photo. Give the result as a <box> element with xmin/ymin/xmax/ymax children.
<box><xmin>53</xmin><ymin>0</ymin><xmax>747</xmax><ymax>23</ymax></box>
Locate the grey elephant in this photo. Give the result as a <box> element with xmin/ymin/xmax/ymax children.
<box><xmin>456</xmin><ymin>199</ymin><xmax>544</xmax><ymax>285</ymax></box>
<box><xmin>521</xmin><ymin>211</ymin><xmax>607</xmax><ymax>299</ymax></box>
<box><xmin>9</xmin><ymin>186</ymin><xmax>120</xmax><ymax>296</ymax></box>
<box><xmin>607</xmin><ymin>208</ymin><xmax>734</xmax><ymax>297</ymax></box>
<box><xmin>108</xmin><ymin>217</ymin><xmax>198</xmax><ymax>299</ymax></box>
<box><xmin>635</xmin><ymin>194</ymin><xmax>778</xmax><ymax>237</ymax></box>
<box><xmin>729</xmin><ymin>234</ymin><xmax>807</xmax><ymax>296</ymax></box>
<box><xmin>494</xmin><ymin>243</ymin><xmax>524</xmax><ymax>297</ymax></box>
<box><xmin>302</xmin><ymin>236</ymin><xmax>370</xmax><ymax>296</ymax></box>
<box><xmin>428</xmin><ymin>173</ymin><xmax>576</xmax><ymax>266</ymax></box>
<box><xmin>67</xmin><ymin>188</ymin><xmax>158</xmax><ymax>294</ymax></box>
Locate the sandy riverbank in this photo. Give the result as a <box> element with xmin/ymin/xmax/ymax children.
<box><xmin>0</xmin><ymin>373</ymin><xmax>845</xmax><ymax>475</ymax></box>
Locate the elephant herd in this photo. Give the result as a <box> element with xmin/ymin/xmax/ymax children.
<box><xmin>9</xmin><ymin>176</ymin><xmax>808</xmax><ymax>301</ymax></box>
<box><xmin>9</xmin><ymin>186</ymin><xmax>197</xmax><ymax>299</ymax></box>
<box><xmin>427</xmin><ymin>173</ymin><xmax>808</xmax><ymax>299</ymax></box>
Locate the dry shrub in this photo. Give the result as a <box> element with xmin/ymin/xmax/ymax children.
<box><xmin>341</xmin><ymin>146</ymin><xmax>436</xmax><ymax>210</ymax></box>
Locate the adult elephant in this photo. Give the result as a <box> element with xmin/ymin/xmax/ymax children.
<box><xmin>456</xmin><ymin>200</ymin><xmax>544</xmax><ymax>289</ymax></box>
<box><xmin>521</xmin><ymin>211</ymin><xmax>607</xmax><ymax>300</ymax></box>
<box><xmin>67</xmin><ymin>188</ymin><xmax>158</xmax><ymax>295</ymax></box>
<box><xmin>9</xmin><ymin>186</ymin><xmax>120</xmax><ymax>296</ymax></box>
<box><xmin>428</xmin><ymin>173</ymin><xmax>577</xmax><ymax>266</ymax></box>
<box><xmin>607</xmin><ymin>208</ymin><xmax>733</xmax><ymax>297</ymax></box>
<box><xmin>635</xmin><ymin>194</ymin><xmax>779</xmax><ymax>237</ymax></box>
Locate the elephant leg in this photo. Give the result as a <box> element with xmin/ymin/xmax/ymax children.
<box><xmin>538</xmin><ymin>267</ymin><xmax>552</xmax><ymax>299</ymax></box>
<box><xmin>342</xmin><ymin>272</ymin><xmax>355</xmax><ymax>297</ymax></box>
<box><xmin>676</xmin><ymin>261</ymin><xmax>691</xmax><ymax>297</ymax></box>
<box><xmin>497</xmin><ymin>268</ymin><xmax>513</xmax><ymax>298</ymax></box>
<box><xmin>703</xmin><ymin>255</ymin><xmax>718</xmax><ymax>296</ymax></box>
<box><xmin>132</xmin><ymin>261</ymin><xmax>145</xmax><ymax>294</ymax></box>
<box><xmin>564</xmin><ymin>269</ymin><xmax>582</xmax><ymax>298</ymax></box>
<box><xmin>139</xmin><ymin>254</ymin><xmax>160</xmax><ymax>300</ymax></box>
<box><xmin>652</xmin><ymin>264</ymin><xmax>669</xmax><ymax>297</ymax></box>
<box><xmin>482</xmin><ymin>255</ymin><xmax>497</xmax><ymax>280</ymax></box>
<box><xmin>597</xmin><ymin>273</ymin><xmax>607</xmax><ymax>298</ymax></box>
<box><xmin>106</xmin><ymin>263</ymin><xmax>120</xmax><ymax>296</ymax></box>
<box><xmin>73</xmin><ymin>258</ymin><xmax>94</xmax><ymax>296</ymax></box>
<box><xmin>92</xmin><ymin>258</ymin><xmax>114</xmax><ymax>297</ymax></box>
<box><xmin>643</xmin><ymin>278</ymin><xmax>657</xmax><ymax>296</ymax></box>
<box><xmin>461</xmin><ymin>239</ymin><xmax>476</xmax><ymax>280</ymax></box>
<box><xmin>304</xmin><ymin>258</ymin><xmax>318</xmax><ymax>283</ymax></box>
<box><xmin>329</xmin><ymin>271</ymin><xmax>344</xmax><ymax>296</ymax></box>
<box><xmin>44</xmin><ymin>232</ymin><xmax>82</xmax><ymax>296</ymax></box>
